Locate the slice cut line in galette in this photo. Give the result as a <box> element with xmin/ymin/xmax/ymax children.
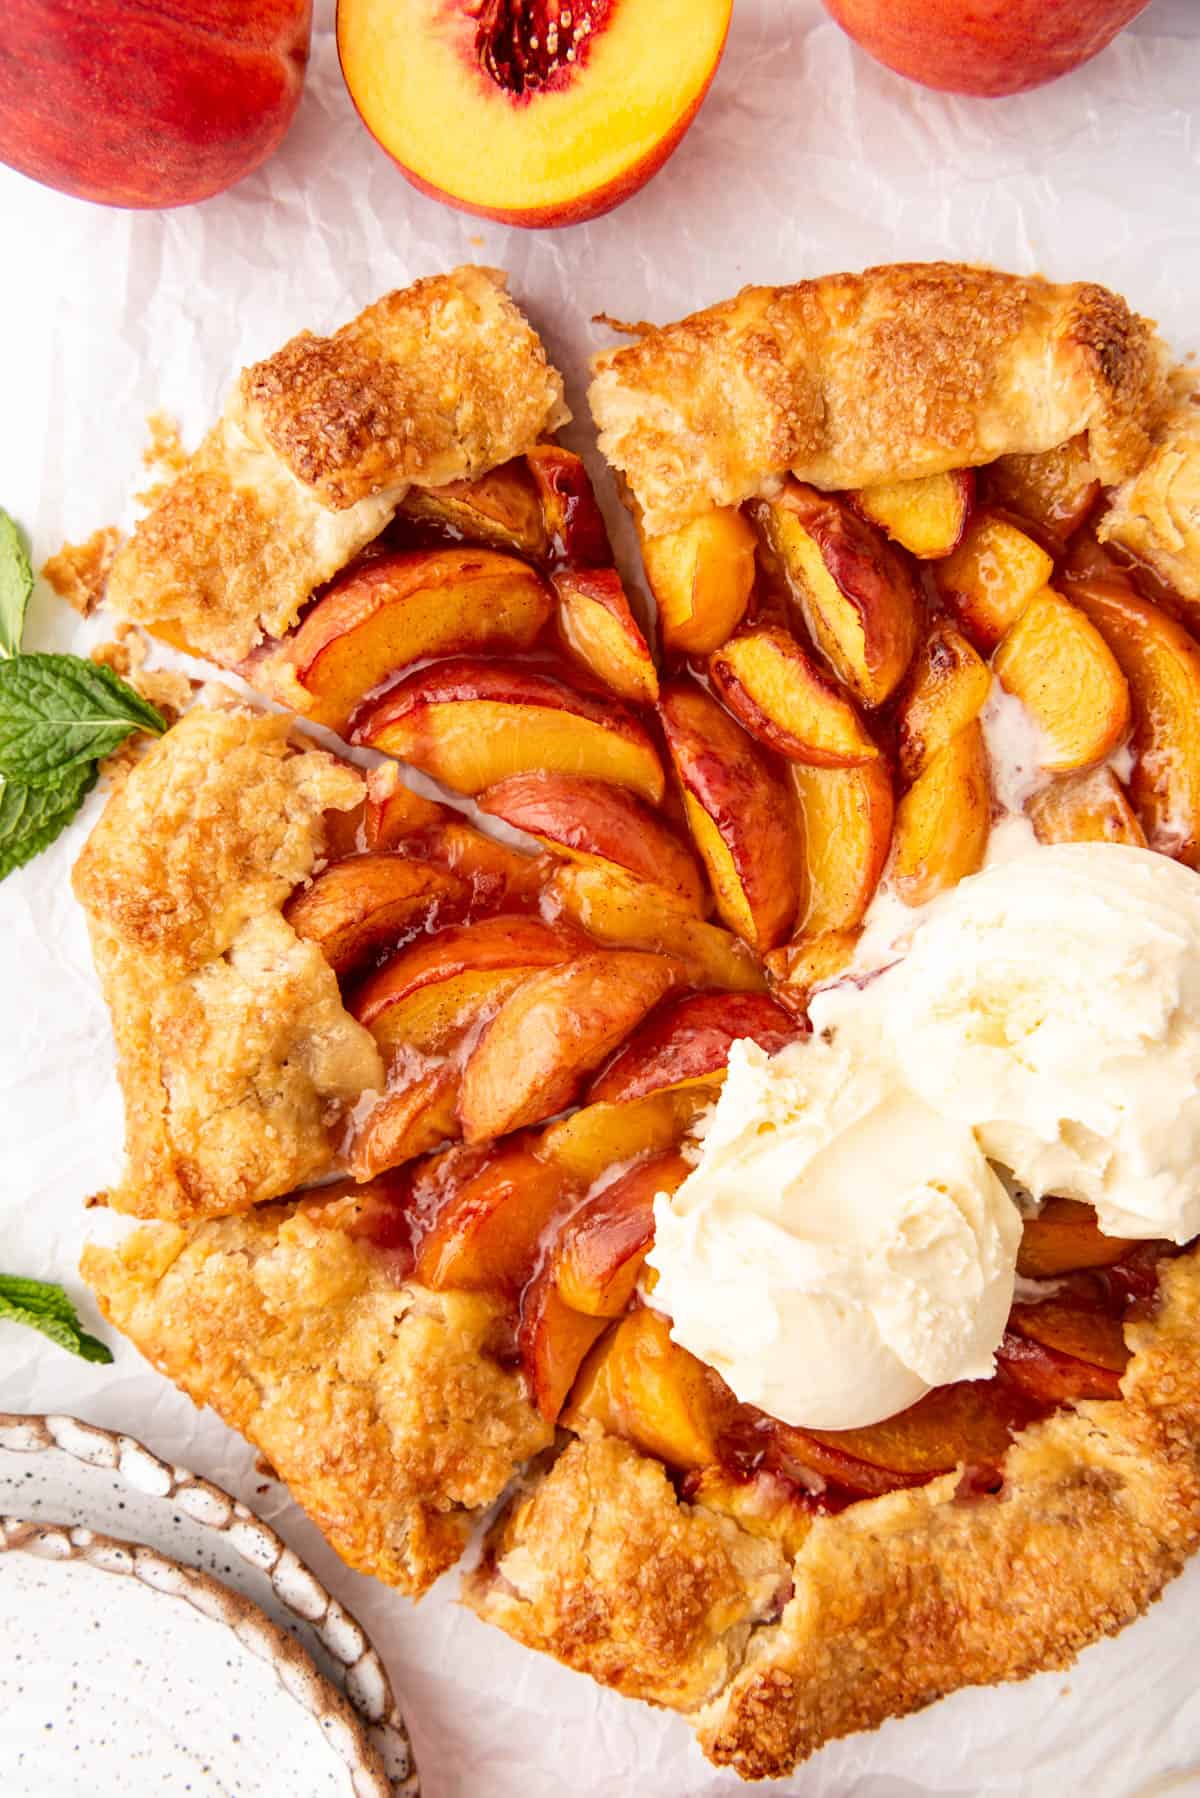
<box><xmin>74</xmin><ymin>261</ymin><xmax>1200</xmax><ymax>1780</ymax></box>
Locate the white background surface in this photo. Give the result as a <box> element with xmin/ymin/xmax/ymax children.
<box><xmin>2</xmin><ymin>2</ymin><xmax>1200</xmax><ymax>1793</ymax></box>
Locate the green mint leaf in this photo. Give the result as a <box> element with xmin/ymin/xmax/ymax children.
<box><xmin>0</xmin><ymin>761</ymin><xmax>97</xmax><ymax>881</ymax></box>
<box><xmin>0</xmin><ymin>652</ymin><xmax>165</xmax><ymax>785</ymax></box>
<box><xmin>0</xmin><ymin>509</ymin><xmax>33</xmax><ymax>659</ymax></box>
<box><xmin>0</xmin><ymin>1274</ymin><xmax>113</xmax><ymax>1364</ymax></box>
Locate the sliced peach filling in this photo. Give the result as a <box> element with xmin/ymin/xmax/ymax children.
<box><xmin>266</xmin><ymin>422</ymin><xmax>1200</xmax><ymax>1557</ymax></box>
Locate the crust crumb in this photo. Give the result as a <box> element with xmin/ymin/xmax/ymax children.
<box><xmin>136</xmin><ymin>411</ymin><xmax>190</xmax><ymax>506</ymax></box>
<box><xmin>42</xmin><ymin>525</ymin><xmax>121</xmax><ymax>617</ymax></box>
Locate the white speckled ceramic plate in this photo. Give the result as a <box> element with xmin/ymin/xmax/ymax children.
<box><xmin>0</xmin><ymin>1415</ymin><xmax>418</xmax><ymax>1796</ymax></box>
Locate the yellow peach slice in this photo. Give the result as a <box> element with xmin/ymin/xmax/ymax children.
<box><xmin>993</xmin><ymin>587</ymin><xmax>1131</xmax><ymax>772</ymax></box>
<box><xmin>891</xmin><ymin>721</ymin><xmax>990</xmax><ymax>906</ymax></box>
<box><xmin>934</xmin><ymin>511</ymin><xmax>1054</xmax><ymax>652</ymax></box>
<box><xmin>398</xmin><ymin>458</ymin><xmax>549</xmax><ymax>556</ymax></box>
<box><xmin>543</xmin><ymin>863</ymin><xmax>765</xmax><ymax>992</ymax></box>
<box><xmin>554</xmin><ymin>567</ymin><xmax>659</xmax><ymax>705</ymax></box>
<box><xmin>788</xmin><ymin>757</ymin><xmax>895</xmax><ymax>934</ymax></box>
<box><xmin>709</xmin><ymin>625</ymin><xmax>878</xmax><ymax>766</ymax></box>
<box><xmin>563</xmin><ymin>1306</ymin><xmax>734</xmax><ymax>1470</ymax></box>
<box><xmin>284</xmin><ymin>853</ymin><xmax>467</xmax><ymax>974</ymax></box>
<box><xmin>1027</xmin><ymin>766</ymin><xmax>1147</xmax><ymax>849</ymax></box>
<box><xmin>895</xmin><ymin>624</ymin><xmax>991</xmax><ymax>783</ymax></box>
<box><xmin>851</xmin><ymin>469</ymin><xmax>974</xmax><ymax>559</ymax></box>
<box><xmin>638</xmin><ymin>506</ymin><xmax>756</xmax><ymax>656</ymax></box>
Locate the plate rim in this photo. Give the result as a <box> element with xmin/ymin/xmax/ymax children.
<box><xmin>0</xmin><ymin>1412</ymin><xmax>417</xmax><ymax>1796</ymax></box>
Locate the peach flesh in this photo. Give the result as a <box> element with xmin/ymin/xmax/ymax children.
<box><xmin>337</xmin><ymin>0</ymin><xmax>733</xmax><ymax>228</ymax></box>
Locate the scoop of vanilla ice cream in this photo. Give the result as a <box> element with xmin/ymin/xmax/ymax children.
<box><xmin>646</xmin><ymin>1036</ymin><xmax>1021</xmax><ymax>1431</ymax></box>
<box><xmin>870</xmin><ymin>843</ymin><xmax>1200</xmax><ymax>1242</ymax></box>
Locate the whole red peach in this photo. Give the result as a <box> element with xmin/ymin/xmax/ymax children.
<box><xmin>822</xmin><ymin>0</ymin><xmax>1150</xmax><ymax>97</ymax></box>
<box><xmin>0</xmin><ymin>0</ymin><xmax>311</xmax><ymax>209</ymax></box>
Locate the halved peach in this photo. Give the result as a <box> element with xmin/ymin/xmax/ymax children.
<box><xmin>588</xmin><ymin>991</ymin><xmax>801</xmax><ymax>1105</ymax></box>
<box><xmin>361</xmin><ymin>763</ymin><xmax>449</xmax><ymax>850</ymax></box>
<box><xmin>709</xmin><ymin>625</ymin><xmax>878</xmax><ymax>766</ymax></box>
<box><xmin>891</xmin><ymin>720</ymin><xmax>990</xmax><ymax>907</ymax></box>
<box><xmin>479</xmin><ymin>773</ymin><xmax>706</xmax><ymax>913</ymax></box>
<box><xmin>684</xmin><ymin>1466</ymin><xmax>817</xmax><ymax>1560</ymax></box>
<box><xmin>993</xmin><ymin>588</ymin><xmax>1131</xmax><ymax>772</ymax></box>
<box><xmin>518</xmin><ymin>1265</ymin><xmax>610</xmax><ymax>1423</ymax></box>
<box><xmin>267</xmin><ymin>547</ymin><xmax>553</xmax><ymax>731</ymax></box>
<box><xmin>351</xmin><ymin>914</ymin><xmax>584</xmax><ymax>1053</ymax></box>
<box><xmin>398</xmin><ymin>458</ymin><xmax>549</xmax><ymax>557</ymax></box>
<box><xmin>353</xmin><ymin>656</ymin><xmax>665</xmax><ymax>802</ymax></box>
<box><xmin>659</xmin><ymin>679</ymin><xmax>799</xmax><ymax>952</ymax></box>
<box><xmin>538</xmin><ymin>1087</ymin><xmax>715</xmax><ymax>1185</ymax></box>
<box><xmin>348</xmin><ymin>1063</ymin><xmax>461</xmax><ymax>1179</ymax></box>
<box><xmin>525</xmin><ymin>444</ymin><xmax>610</xmax><ymax>564</ymax></box>
<box><xmin>637</xmin><ymin>506</ymin><xmax>756</xmax><ymax>656</ymax></box>
<box><xmin>765</xmin><ymin>927</ymin><xmax>862</xmax><ymax>1015</ymax></box>
<box><xmin>555</xmin><ymin>1150</ymin><xmax>691</xmax><ymax>1318</ymax></box>
<box><xmin>851</xmin><ymin>470</ymin><xmax>974</xmax><ymax>560</ymax></box>
<box><xmin>413</xmin><ymin>1140</ymin><xmax>573</xmax><ymax>1292</ymax></box>
<box><xmin>753</xmin><ymin>481</ymin><xmax>919</xmax><ymax>708</ymax></box>
<box><xmin>984</xmin><ymin>435</ymin><xmax>1100</xmax><ymax>544</ymax></box>
<box><xmin>338</xmin><ymin>2</ymin><xmax>734</xmax><ymax>229</ymax></box>
<box><xmin>543</xmin><ymin>863</ymin><xmax>765</xmax><ymax>991</ymax></box>
<box><xmin>554</xmin><ymin>567</ymin><xmax>659</xmax><ymax>704</ymax></box>
<box><xmin>894</xmin><ymin>623</ymin><xmax>991</xmax><ymax>783</ymax></box>
<box><xmin>562</xmin><ymin>1306</ymin><xmax>734</xmax><ymax>1470</ymax></box>
<box><xmin>1027</xmin><ymin>766</ymin><xmax>1147</xmax><ymax>849</ymax></box>
<box><xmin>1017</xmin><ymin>1197</ymin><xmax>1136</xmax><ymax>1279</ymax></box>
<box><xmin>789</xmin><ymin>757</ymin><xmax>894</xmax><ymax>934</ymax></box>
<box><xmin>458</xmin><ymin>950</ymin><xmax>682</xmax><ymax>1142</ymax></box>
<box><xmin>1066</xmin><ymin>579</ymin><xmax>1200</xmax><ymax>866</ymax></box>
<box><xmin>934</xmin><ymin>511</ymin><xmax>1055</xmax><ymax>653</ymax></box>
<box><xmin>284</xmin><ymin>853</ymin><xmax>467</xmax><ymax>974</ymax></box>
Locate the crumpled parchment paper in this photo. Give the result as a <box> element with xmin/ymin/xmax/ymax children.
<box><xmin>2</xmin><ymin>3</ymin><xmax>1200</xmax><ymax>1792</ymax></box>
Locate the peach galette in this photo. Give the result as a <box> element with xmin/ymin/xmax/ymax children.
<box><xmin>80</xmin><ymin>263</ymin><xmax>1200</xmax><ymax>1780</ymax></box>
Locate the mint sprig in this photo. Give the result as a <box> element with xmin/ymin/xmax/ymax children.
<box><xmin>0</xmin><ymin>508</ymin><xmax>33</xmax><ymax>660</ymax></box>
<box><xmin>0</xmin><ymin>1274</ymin><xmax>113</xmax><ymax>1364</ymax></box>
<box><xmin>0</xmin><ymin>653</ymin><xmax>166</xmax><ymax>786</ymax></box>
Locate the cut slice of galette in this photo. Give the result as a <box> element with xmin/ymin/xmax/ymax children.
<box><xmin>77</xmin><ymin>261</ymin><xmax>1200</xmax><ymax>1779</ymax></box>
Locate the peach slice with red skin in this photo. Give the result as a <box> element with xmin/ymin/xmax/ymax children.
<box><xmin>518</xmin><ymin>1265</ymin><xmax>611</xmax><ymax>1423</ymax></box>
<box><xmin>794</xmin><ymin>1378</ymin><xmax>1029</xmax><ymax>1480</ymax></box>
<box><xmin>458</xmin><ymin>949</ymin><xmax>683</xmax><ymax>1142</ymax></box>
<box><xmin>659</xmin><ymin>679</ymin><xmax>799</xmax><ymax>953</ymax></box>
<box><xmin>1027</xmin><ymin>766</ymin><xmax>1147</xmax><ymax>849</ymax></box>
<box><xmin>361</xmin><ymin>765</ymin><xmax>449</xmax><ymax>850</ymax></box>
<box><xmin>347</xmin><ymin>1063</ymin><xmax>461</xmax><ymax>1180</ymax></box>
<box><xmin>351</xmin><ymin>914</ymin><xmax>585</xmax><ymax>1054</ymax></box>
<box><xmin>268</xmin><ymin>547</ymin><xmax>553</xmax><ymax>731</ymax></box>
<box><xmin>588</xmin><ymin>991</ymin><xmax>802</xmax><ymax>1105</ymax></box>
<box><xmin>996</xmin><ymin>1329</ymin><xmax>1124</xmax><ymax>1404</ymax></box>
<box><xmin>934</xmin><ymin>511</ymin><xmax>1055</xmax><ymax>653</ymax></box>
<box><xmin>765</xmin><ymin>927</ymin><xmax>862</xmax><ymax>1016</ymax></box>
<box><xmin>563</xmin><ymin>1306</ymin><xmax>735</xmax><ymax>1470</ymax></box>
<box><xmin>891</xmin><ymin>720</ymin><xmax>990</xmax><ymax>907</ymax></box>
<box><xmin>538</xmin><ymin>1087</ymin><xmax>715</xmax><ymax>1184</ymax></box>
<box><xmin>1007</xmin><ymin>1296</ymin><xmax>1131</xmax><ymax>1375</ymax></box>
<box><xmin>1017</xmin><ymin>1198</ymin><xmax>1136</xmax><ymax>1279</ymax></box>
<box><xmin>284</xmin><ymin>852</ymin><xmax>467</xmax><ymax>974</ymax></box>
<box><xmin>638</xmin><ymin>507</ymin><xmax>756</xmax><ymax>657</ymax></box>
<box><xmin>709</xmin><ymin>625</ymin><xmax>878</xmax><ymax>767</ymax></box>
<box><xmin>788</xmin><ymin>757</ymin><xmax>895</xmax><ymax>934</ymax></box>
<box><xmin>337</xmin><ymin>0</ymin><xmax>734</xmax><ymax>229</ymax></box>
<box><xmin>992</xmin><ymin>587</ymin><xmax>1131</xmax><ymax>772</ymax></box>
<box><xmin>544</xmin><ymin>863</ymin><xmax>765</xmax><ymax>991</ymax></box>
<box><xmin>524</xmin><ymin>445</ymin><xmax>611</xmax><ymax>566</ymax></box>
<box><xmin>555</xmin><ymin>1150</ymin><xmax>691</xmax><ymax>1319</ymax></box>
<box><xmin>1066</xmin><ymin>579</ymin><xmax>1200</xmax><ymax>867</ymax></box>
<box><xmin>753</xmin><ymin>481</ymin><xmax>920</xmax><ymax>708</ymax></box>
<box><xmin>412</xmin><ymin>1139</ymin><xmax>574</xmax><ymax>1293</ymax></box>
<box><xmin>480</xmin><ymin>773</ymin><xmax>705</xmax><ymax>914</ymax></box>
<box><xmin>851</xmin><ymin>470</ymin><xmax>974</xmax><ymax>560</ymax></box>
<box><xmin>398</xmin><ymin>458</ymin><xmax>549</xmax><ymax>557</ymax></box>
<box><xmin>353</xmin><ymin>656</ymin><xmax>666</xmax><ymax>803</ymax></box>
<box><xmin>894</xmin><ymin>624</ymin><xmax>991</xmax><ymax>783</ymax></box>
<box><xmin>554</xmin><ymin>567</ymin><xmax>659</xmax><ymax>704</ymax></box>
<box><xmin>985</xmin><ymin>435</ymin><xmax>1100</xmax><ymax>544</ymax></box>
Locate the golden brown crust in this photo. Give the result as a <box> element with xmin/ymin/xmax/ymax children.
<box><xmin>106</xmin><ymin>268</ymin><xmax>568</xmax><ymax>665</ymax></box>
<box><xmin>82</xmin><ymin>1195</ymin><xmax>552</xmax><ymax>1597</ymax></box>
<box><xmin>590</xmin><ymin>264</ymin><xmax>1168</xmax><ymax>536</ymax></box>
<box><xmin>469</xmin><ymin>1250</ymin><xmax>1200</xmax><ymax>1778</ymax></box>
<box><xmin>73</xmin><ymin>707</ymin><xmax>383</xmax><ymax>1220</ymax></box>
<box><xmin>1100</xmin><ymin>380</ymin><xmax>1200</xmax><ymax>603</ymax></box>
<box><xmin>465</xmin><ymin>1427</ymin><xmax>790</xmax><ymax>1711</ymax></box>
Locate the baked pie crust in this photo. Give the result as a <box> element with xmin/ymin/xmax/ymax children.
<box><xmin>76</xmin><ymin>261</ymin><xmax>1200</xmax><ymax>1776</ymax></box>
